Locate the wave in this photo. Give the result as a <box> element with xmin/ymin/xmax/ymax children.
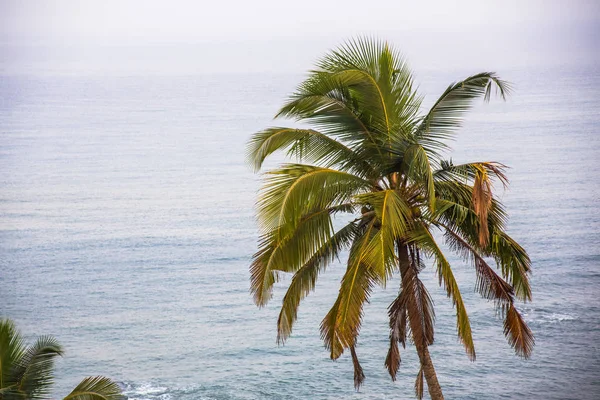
<box><xmin>120</xmin><ymin>381</ymin><xmax>235</xmax><ymax>400</ymax></box>
<box><xmin>521</xmin><ymin>308</ymin><xmax>578</xmax><ymax>324</ymax></box>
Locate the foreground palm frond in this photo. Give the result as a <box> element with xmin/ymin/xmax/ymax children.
<box><xmin>0</xmin><ymin>319</ymin><xmax>124</xmax><ymax>400</ymax></box>
<box><xmin>248</xmin><ymin>37</ymin><xmax>533</xmax><ymax>400</ymax></box>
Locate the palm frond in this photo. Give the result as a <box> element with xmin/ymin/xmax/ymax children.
<box><xmin>415</xmin><ymin>366</ymin><xmax>425</xmax><ymax>400</ymax></box>
<box><xmin>443</xmin><ymin>227</ymin><xmax>513</xmax><ymax>305</ymax></box>
<box><xmin>0</xmin><ymin>319</ymin><xmax>26</xmax><ymax>392</ymax></box>
<box><xmin>385</xmin><ymin>289</ymin><xmax>408</xmax><ymax>380</ymax></box>
<box><xmin>62</xmin><ymin>376</ymin><xmax>124</xmax><ymax>400</ymax></box>
<box><xmin>257</xmin><ymin>164</ymin><xmax>371</xmax><ymax>232</ymax></box>
<box><xmin>251</xmin><ymin>203</ymin><xmax>352</xmax><ymax>306</ymax></box>
<box><xmin>397</xmin><ymin>245</ymin><xmax>435</xmax><ymax>350</ymax></box>
<box><xmin>320</xmin><ymin>220</ymin><xmax>379</xmax><ymax>358</ymax></box>
<box><xmin>434</xmin><ymin>161</ymin><xmax>509</xmax><ymax>188</ymax></box>
<box><xmin>414</xmin><ymin>72</ymin><xmax>512</xmax><ymax>153</ymax></box>
<box><xmin>491</xmin><ymin>230</ymin><xmax>532</xmax><ymax>301</ymax></box>
<box><xmin>409</xmin><ymin>224</ymin><xmax>475</xmax><ymax>360</ymax></box>
<box><xmin>350</xmin><ymin>345</ymin><xmax>365</xmax><ymax>390</ymax></box>
<box><xmin>400</xmin><ymin>144</ymin><xmax>436</xmax><ymax>210</ymax></box>
<box><xmin>246</xmin><ymin>127</ymin><xmax>376</xmax><ymax>178</ymax></box>
<box><xmin>432</xmin><ymin>179</ymin><xmax>532</xmax><ymax>302</ymax></box>
<box><xmin>13</xmin><ymin>336</ymin><xmax>63</xmax><ymax>400</ymax></box>
<box><xmin>276</xmin><ymin>73</ymin><xmax>384</xmax><ymax>158</ymax></box>
<box><xmin>320</xmin><ymin>298</ymin><xmax>344</xmax><ymax>359</ymax></box>
<box><xmin>277</xmin><ymin>221</ymin><xmax>358</xmax><ymax>343</ymax></box>
<box><xmin>433</xmin><ymin>180</ymin><xmax>508</xmax><ymax>244</ymax></box>
<box><xmin>504</xmin><ymin>304</ymin><xmax>535</xmax><ymax>358</ymax></box>
<box><xmin>355</xmin><ymin>190</ymin><xmax>412</xmax><ymax>281</ymax></box>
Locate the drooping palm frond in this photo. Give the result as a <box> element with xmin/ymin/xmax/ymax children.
<box><xmin>320</xmin><ymin>296</ymin><xmax>344</xmax><ymax>360</ymax></box>
<box><xmin>433</xmin><ymin>179</ymin><xmax>509</xmax><ymax>245</ymax></box>
<box><xmin>385</xmin><ymin>286</ymin><xmax>408</xmax><ymax>380</ymax></box>
<box><xmin>442</xmin><ymin>226</ymin><xmax>533</xmax><ymax>358</ymax></box>
<box><xmin>504</xmin><ymin>304</ymin><xmax>535</xmax><ymax>359</ymax></box>
<box><xmin>490</xmin><ymin>230</ymin><xmax>532</xmax><ymax>301</ymax></box>
<box><xmin>251</xmin><ymin>164</ymin><xmax>371</xmax><ymax>305</ymax></box>
<box><xmin>409</xmin><ymin>224</ymin><xmax>475</xmax><ymax>360</ymax></box>
<box><xmin>414</xmin><ymin>72</ymin><xmax>512</xmax><ymax>156</ymax></box>
<box><xmin>415</xmin><ymin>366</ymin><xmax>425</xmax><ymax>400</ymax></box>
<box><xmin>62</xmin><ymin>376</ymin><xmax>124</xmax><ymax>400</ymax></box>
<box><xmin>251</xmin><ymin>204</ymin><xmax>347</xmax><ymax>306</ymax></box>
<box><xmin>320</xmin><ymin>219</ymin><xmax>380</xmax><ymax>359</ymax></box>
<box><xmin>277</xmin><ymin>221</ymin><xmax>359</xmax><ymax>343</ymax></box>
<box><xmin>395</xmin><ymin>244</ymin><xmax>436</xmax><ymax>354</ymax></box>
<box><xmin>432</xmin><ymin>179</ymin><xmax>532</xmax><ymax>302</ymax></box>
<box><xmin>349</xmin><ymin>345</ymin><xmax>365</xmax><ymax>390</ymax></box>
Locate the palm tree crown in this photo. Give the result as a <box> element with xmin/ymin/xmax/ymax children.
<box><xmin>247</xmin><ymin>38</ymin><xmax>533</xmax><ymax>399</ymax></box>
<box><xmin>0</xmin><ymin>319</ymin><xmax>123</xmax><ymax>400</ymax></box>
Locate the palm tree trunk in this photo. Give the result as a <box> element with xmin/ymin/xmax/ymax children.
<box><xmin>398</xmin><ymin>242</ymin><xmax>444</xmax><ymax>400</ymax></box>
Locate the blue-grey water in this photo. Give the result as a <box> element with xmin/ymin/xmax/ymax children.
<box><xmin>1</xmin><ymin>64</ymin><xmax>599</xmax><ymax>399</ymax></box>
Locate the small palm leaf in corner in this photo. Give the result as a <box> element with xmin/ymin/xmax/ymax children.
<box><xmin>63</xmin><ymin>376</ymin><xmax>124</xmax><ymax>400</ymax></box>
<box><xmin>0</xmin><ymin>319</ymin><xmax>124</xmax><ymax>400</ymax></box>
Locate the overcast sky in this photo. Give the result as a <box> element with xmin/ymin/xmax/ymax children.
<box><xmin>1</xmin><ymin>0</ymin><xmax>598</xmax><ymax>73</ymax></box>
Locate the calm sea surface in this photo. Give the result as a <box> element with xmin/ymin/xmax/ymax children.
<box><xmin>1</xmin><ymin>64</ymin><xmax>599</xmax><ymax>399</ymax></box>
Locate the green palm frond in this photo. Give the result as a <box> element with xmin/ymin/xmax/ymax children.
<box><xmin>251</xmin><ymin>203</ymin><xmax>353</xmax><ymax>306</ymax></box>
<box><xmin>433</xmin><ymin>179</ymin><xmax>509</xmax><ymax>242</ymax></box>
<box><xmin>490</xmin><ymin>230</ymin><xmax>532</xmax><ymax>301</ymax></box>
<box><xmin>400</xmin><ymin>144</ymin><xmax>436</xmax><ymax>210</ymax></box>
<box><xmin>276</xmin><ymin>72</ymin><xmax>384</xmax><ymax>156</ymax></box>
<box><xmin>414</xmin><ymin>72</ymin><xmax>512</xmax><ymax>155</ymax></box>
<box><xmin>321</xmin><ymin>298</ymin><xmax>344</xmax><ymax>359</ymax></box>
<box><xmin>355</xmin><ymin>190</ymin><xmax>412</xmax><ymax>280</ymax></box>
<box><xmin>442</xmin><ymin>226</ymin><xmax>534</xmax><ymax>357</ymax></box>
<box><xmin>257</xmin><ymin>164</ymin><xmax>371</xmax><ymax>232</ymax></box>
<box><xmin>410</xmin><ymin>225</ymin><xmax>475</xmax><ymax>360</ymax></box>
<box><xmin>320</xmin><ymin>220</ymin><xmax>379</xmax><ymax>359</ymax></box>
<box><xmin>0</xmin><ymin>319</ymin><xmax>26</xmax><ymax>392</ymax></box>
<box><xmin>434</xmin><ymin>161</ymin><xmax>509</xmax><ymax>188</ymax></box>
<box><xmin>277</xmin><ymin>221</ymin><xmax>359</xmax><ymax>343</ymax></box>
<box><xmin>246</xmin><ymin>127</ymin><xmax>375</xmax><ymax>178</ymax></box>
<box><xmin>62</xmin><ymin>376</ymin><xmax>124</xmax><ymax>400</ymax></box>
<box><xmin>13</xmin><ymin>336</ymin><xmax>63</xmax><ymax>400</ymax></box>
<box><xmin>432</xmin><ymin>181</ymin><xmax>531</xmax><ymax>301</ymax></box>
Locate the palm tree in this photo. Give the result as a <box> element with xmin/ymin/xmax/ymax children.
<box><xmin>0</xmin><ymin>319</ymin><xmax>123</xmax><ymax>400</ymax></box>
<box><xmin>247</xmin><ymin>38</ymin><xmax>534</xmax><ymax>399</ymax></box>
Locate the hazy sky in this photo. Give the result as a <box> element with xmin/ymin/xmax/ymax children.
<box><xmin>1</xmin><ymin>0</ymin><xmax>598</xmax><ymax>73</ymax></box>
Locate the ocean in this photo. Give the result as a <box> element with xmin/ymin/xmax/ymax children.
<box><xmin>1</xmin><ymin>62</ymin><xmax>599</xmax><ymax>399</ymax></box>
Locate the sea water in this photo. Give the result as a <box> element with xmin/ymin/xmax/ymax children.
<box><xmin>1</xmin><ymin>63</ymin><xmax>599</xmax><ymax>399</ymax></box>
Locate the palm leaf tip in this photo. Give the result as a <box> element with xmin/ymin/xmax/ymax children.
<box><xmin>350</xmin><ymin>345</ymin><xmax>365</xmax><ymax>391</ymax></box>
<box><xmin>63</xmin><ymin>376</ymin><xmax>124</xmax><ymax>400</ymax></box>
<box><xmin>415</xmin><ymin>366</ymin><xmax>425</xmax><ymax>400</ymax></box>
<box><xmin>504</xmin><ymin>305</ymin><xmax>535</xmax><ymax>359</ymax></box>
